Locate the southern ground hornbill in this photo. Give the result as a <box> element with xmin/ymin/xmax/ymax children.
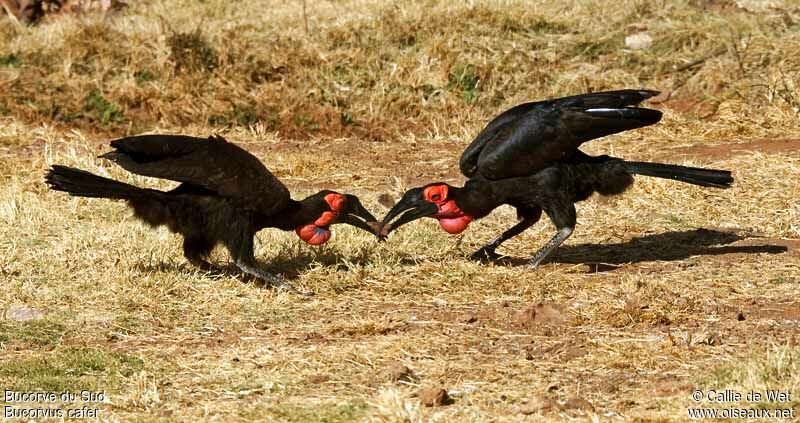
<box><xmin>379</xmin><ymin>89</ymin><xmax>734</xmax><ymax>267</ymax></box>
<box><xmin>45</xmin><ymin>134</ymin><xmax>379</xmax><ymax>295</ymax></box>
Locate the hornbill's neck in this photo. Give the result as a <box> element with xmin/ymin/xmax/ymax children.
<box><xmin>255</xmin><ymin>198</ymin><xmax>325</xmax><ymax>231</ymax></box>
<box><xmin>450</xmin><ymin>179</ymin><xmax>502</xmax><ymax>220</ymax></box>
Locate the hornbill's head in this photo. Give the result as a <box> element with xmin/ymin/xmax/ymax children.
<box><xmin>296</xmin><ymin>191</ymin><xmax>379</xmax><ymax>245</ymax></box>
<box><xmin>379</xmin><ymin>183</ymin><xmax>473</xmax><ymax>237</ymax></box>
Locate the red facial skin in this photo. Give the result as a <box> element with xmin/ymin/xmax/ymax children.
<box><xmin>296</xmin><ymin>193</ymin><xmax>346</xmax><ymax>245</ymax></box>
<box><xmin>423</xmin><ymin>185</ymin><xmax>473</xmax><ymax>234</ymax></box>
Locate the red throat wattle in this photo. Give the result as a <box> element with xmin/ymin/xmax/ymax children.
<box><xmin>295</xmin><ymin>193</ymin><xmax>346</xmax><ymax>245</ymax></box>
<box><xmin>296</xmin><ymin>225</ymin><xmax>331</xmax><ymax>245</ymax></box>
<box><xmin>423</xmin><ymin>185</ymin><xmax>473</xmax><ymax>234</ymax></box>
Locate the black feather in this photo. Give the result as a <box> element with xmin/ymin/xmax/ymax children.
<box><xmin>623</xmin><ymin>161</ymin><xmax>734</xmax><ymax>188</ymax></box>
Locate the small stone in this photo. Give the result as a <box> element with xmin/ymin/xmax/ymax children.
<box><xmin>519</xmin><ymin>395</ymin><xmax>561</xmax><ymax>415</ymax></box>
<box><xmin>625</xmin><ymin>32</ymin><xmax>653</xmax><ymax>50</ymax></box>
<box><xmin>308</xmin><ymin>374</ymin><xmax>330</xmax><ymax>384</ymax></box>
<box><xmin>462</xmin><ymin>314</ymin><xmax>478</xmax><ymax>324</ymax></box>
<box><xmin>515</xmin><ymin>303</ymin><xmax>565</xmax><ymax>326</ymax></box>
<box><xmin>705</xmin><ymin>333</ymin><xmax>724</xmax><ymax>346</ymax></box>
<box><xmin>563</xmin><ymin>397</ymin><xmax>594</xmax><ymax>416</ymax></box>
<box><xmin>387</xmin><ymin>361</ymin><xmax>415</xmax><ymax>383</ymax></box>
<box><xmin>416</xmin><ymin>387</ymin><xmax>451</xmax><ymax>407</ymax></box>
<box><xmin>563</xmin><ymin>397</ymin><xmax>593</xmax><ymax>411</ymax></box>
<box><xmin>624</xmin><ymin>294</ymin><xmax>646</xmax><ymax>312</ymax></box>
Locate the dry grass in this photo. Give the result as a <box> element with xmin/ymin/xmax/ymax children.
<box><xmin>2</xmin><ymin>0</ymin><xmax>800</xmax><ymax>421</ymax></box>
<box><xmin>1</xmin><ymin>0</ymin><xmax>799</xmax><ymax>140</ymax></box>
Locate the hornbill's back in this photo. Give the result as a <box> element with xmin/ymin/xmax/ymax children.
<box><xmin>101</xmin><ymin>134</ymin><xmax>290</xmax><ymax>216</ymax></box>
<box><xmin>459</xmin><ymin>89</ymin><xmax>663</xmax><ymax>180</ymax></box>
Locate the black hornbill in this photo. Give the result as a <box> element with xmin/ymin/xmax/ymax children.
<box><xmin>45</xmin><ymin>134</ymin><xmax>379</xmax><ymax>295</ymax></box>
<box><xmin>379</xmin><ymin>90</ymin><xmax>734</xmax><ymax>267</ymax></box>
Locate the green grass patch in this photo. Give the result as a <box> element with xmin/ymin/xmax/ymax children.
<box><xmin>0</xmin><ymin>347</ymin><xmax>144</xmax><ymax>393</ymax></box>
<box><xmin>112</xmin><ymin>314</ymin><xmax>148</xmax><ymax>336</ymax></box>
<box><xmin>134</xmin><ymin>70</ymin><xmax>157</xmax><ymax>85</ymax></box>
<box><xmin>339</xmin><ymin>112</ymin><xmax>356</xmax><ymax>126</ymax></box>
<box><xmin>0</xmin><ymin>319</ymin><xmax>69</xmax><ymax>348</ymax></box>
<box><xmin>293</xmin><ymin>114</ymin><xmax>320</xmax><ymax>132</ymax></box>
<box><xmin>84</xmin><ymin>89</ymin><xmax>124</xmax><ymax>125</ymax></box>
<box><xmin>448</xmin><ymin>63</ymin><xmax>481</xmax><ymax>103</ymax></box>
<box><xmin>668</xmin><ymin>214</ymin><xmax>687</xmax><ymax>225</ymax></box>
<box><xmin>0</xmin><ymin>53</ymin><xmax>21</xmax><ymax>67</ymax></box>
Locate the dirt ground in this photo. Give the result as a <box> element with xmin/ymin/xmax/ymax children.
<box><xmin>2</xmin><ymin>0</ymin><xmax>800</xmax><ymax>422</ymax></box>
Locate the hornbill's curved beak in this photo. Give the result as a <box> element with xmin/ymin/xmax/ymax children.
<box><xmin>339</xmin><ymin>194</ymin><xmax>380</xmax><ymax>235</ymax></box>
<box><xmin>379</xmin><ymin>188</ymin><xmax>438</xmax><ymax>237</ymax></box>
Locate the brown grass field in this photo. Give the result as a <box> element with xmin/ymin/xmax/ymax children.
<box><xmin>2</xmin><ymin>0</ymin><xmax>800</xmax><ymax>421</ymax></box>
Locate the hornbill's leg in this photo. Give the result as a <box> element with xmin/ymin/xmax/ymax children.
<box><xmin>183</xmin><ymin>236</ymin><xmax>213</xmax><ymax>271</ymax></box>
<box><xmin>227</xmin><ymin>232</ymin><xmax>313</xmax><ymax>296</ymax></box>
<box><xmin>529</xmin><ymin>203</ymin><xmax>576</xmax><ymax>268</ymax></box>
<box><xmin>470</xmin><ymin>206</ymin><xmax>542</xmax><ymax>262</ymax></box>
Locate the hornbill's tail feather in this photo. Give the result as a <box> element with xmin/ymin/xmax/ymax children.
<box><xmin>45</xmin><ymin>165</ymin><xmax>147</xmax><ymax>199</ymax></box>
<box><xmin>584</xmin><ymin>107</ymin><xmax>662</xmax><ymax>125</ymax></box>
<box><xmin>623</xmin><ymin>161</ymin><xmax>734</xmax><ymax>188</ymax></box>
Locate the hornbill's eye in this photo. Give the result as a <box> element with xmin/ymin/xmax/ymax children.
<box><xmin>323</xmin><ymin>192</ymin><xmax>346</xmax><ymax>211</ymax></box>
<box><xmin>423</xmin><ymin>185</ymin><xmax>448</xmax><ymax>203</ymax></box>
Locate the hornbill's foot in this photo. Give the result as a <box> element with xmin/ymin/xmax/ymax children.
<box><xmin>527</xmin><ymin>255</ymin><xmax>547</xmax><ymax>269</ymax></box>
<box><xmin>469</xmin><ymin>246</ymin><xmax>502</xmax><ymax>262</ymax></box>
<box><xmin>527</xmin><ymin>248</ymin><xmax>551</xmax><ymax>268</ymax></box>
<box><xmin>265</xmin><ymin>274</ymin><xmax>315</xmax><ymax>297</ymax></box>
<box><xmin>236</xmin><ymin>261</ymin><xmax>314</xmax><ymax>297</ymax></box>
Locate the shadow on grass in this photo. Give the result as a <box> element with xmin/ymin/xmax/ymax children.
<box><xmin>131</xmin><ymin>244</ymin><xmax>376</xmax><ymax>289</ymax></box>
<box><xmin>494</xmin><ymin>229</ymin><xmax>789</xmax><ymax>271</ymax></box>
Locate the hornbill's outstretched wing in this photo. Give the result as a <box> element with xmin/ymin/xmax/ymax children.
<box><xmin>459</xmin><ymin>89</ymin><xmax>663</xmax><ymax>180</ymax></box>
<box><xmin>101</xmin><ymin>134</ymin><xmax>290</xmax><ymax>216</ymax></box>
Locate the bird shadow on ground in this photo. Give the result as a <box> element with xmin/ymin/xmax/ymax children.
<box><xmin>132</xmin><ymin>244</ymin><xmax>376</xmax><ymax>288</ymax></box>
<box><xmin>262</xmin><ymin>245</ymin><xmax>375</xmax><ymax>279</ymax></box>
<box><xmin>492</xmin><ymin>228</ymin><xmax>789</xmax><ymax>272</ymax></box>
